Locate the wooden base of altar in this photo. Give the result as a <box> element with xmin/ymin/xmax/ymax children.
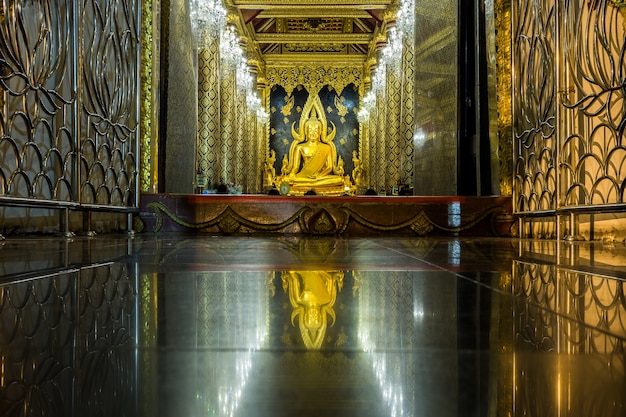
<box><xmin>137</xmin><ymin>193</ymin><xmax>514</xmax><ymax>237</ymax></box>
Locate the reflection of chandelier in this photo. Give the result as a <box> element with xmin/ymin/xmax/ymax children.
<box><xmin>191</xmin><ymin>0</ymin><xmax>226</xmax><ymax>46</ymax></box>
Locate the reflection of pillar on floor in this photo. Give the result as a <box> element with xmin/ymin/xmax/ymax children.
<box><xmin>160</xmin><ymin>274</ymin><xmax>198</xmax><ymax>416</ymax></box>
<box><xmin>413</xmin><ymin>272</ymin><xmax>458</xmax><ymax>417</ymax></box>
<box><xmin>139</xmin><ymin>273</ymin><xmax>158</xmax><ymax>417</ymax></box>
<box><xmin>163</xmin><ymin>0</ymin><xmax>197</xmax><ymax>193</ymax></box>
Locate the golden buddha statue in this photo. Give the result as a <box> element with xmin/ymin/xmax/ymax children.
<box><xmin>276</xmin><ymin>94</ymin><xmax>354</xmax><ymax>195</ymax></box>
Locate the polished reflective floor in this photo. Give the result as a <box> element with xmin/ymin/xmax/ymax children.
<box><xmin>1</xmin><ymin>235</ymin><xmax>625</xmax><ymax>417</ymax></box>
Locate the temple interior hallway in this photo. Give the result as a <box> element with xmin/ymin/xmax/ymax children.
<box><xmin>0</xmin><ymin>234</ymin><xmax>625</xmax><ymax>417</ymax></box>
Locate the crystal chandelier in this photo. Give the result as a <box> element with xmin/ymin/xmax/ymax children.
<box><xmin>219</xmin><ymin>25</ymin><xmax>267</xmax><ymax>124</ymax></box>
<box><xmin>256</xmin><ymin>107</ymin><xmax>269</xmax><ymax>124</ymax></box>
<box><xmin>357</xmin><ymin>0</ymin><xmax>414</xmax><ymax>123</ymax></box>
<box><xmin>381</xmin><ymin>27</ymin><xmax>403</xmax><ymax>74</ymax></box>
<box><xmin>237</xmin><ymin>60</ymin><xmax>253</xmax><ymax>92</ymax></box>
<box><xmin>396</xmin><ymin>0</ymin><xmax>415</xmax><ymax>37</ymax></box>
<box><xmin>357</xmin><ymin>107</ymin><xmax>370</xmax><ymax>123</ymax></box>
<box><xmin>191</xmin><ymin>0</ymin><xmax>226</xmax><ymax>46</ymax></box>
<box><xmin>220</xmin><ymin>26</ymin><xmax>242</xmax><ymax>70</ymax></box>
<box><xmin>357</xmin><ymin>91</ymin><xmax>377</xmax><ymax>123</ymax></box>
<box><xmin>371</xmin><ymin>64</ymin><xmax>387</xmax><ymax>94</ymax></box>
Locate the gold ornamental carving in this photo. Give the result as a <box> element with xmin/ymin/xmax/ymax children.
<box><xmin>142</xmin><ymin>199</ymin><xmax>511</xmax><ymax>236</ymax></box>
<box><xmin>140</xmin><ymin>0</ymin><xmax>160</xmax><ymax>192</ymax></box>
<box><xmin>266</xmin><ymin>64</ymin><xmax>362</xmax><ymax>95</ymax></box>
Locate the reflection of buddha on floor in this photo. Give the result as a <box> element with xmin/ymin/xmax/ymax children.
<box><xmin>282</xmin><ymin>270</ymin><xmax>344</xmax><ymax>349</ymax></box>
<box><xmin>277</xmin><ymin>95</ymin><xmax>352</xmax><ymax>195</ymax></box>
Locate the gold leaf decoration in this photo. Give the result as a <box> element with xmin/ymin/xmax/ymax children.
<box><xmin>335</xmin><ymin>95</ymin><xmax>348</xmax><ymax>117</ymax></box>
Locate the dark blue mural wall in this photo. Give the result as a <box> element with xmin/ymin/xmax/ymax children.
<box><xmin>269</xmin><ymin>83</ymin><xmax>360</xmax><ymax>176</ymax></box>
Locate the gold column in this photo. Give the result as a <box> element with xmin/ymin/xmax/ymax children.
<box><xmin>163</xmin><ymin>0</ymin><xmax>197</xmax><ymax>194</ymax></box>
<box><xmin>198</xmin><ymin>38</ymin><xmax>220</xmax><ymax>188</ymax></box>
<box><xmin>245</xmin><ymin>110</ymin><xmax>258</xmax><ymax>193</ymax></box>
<box><xmin>371</xmin><ymin>81</ymin><xmax>388</xmax><ymax>191</ymax></box>
<box><xmin>495</xmin><ymin>0</ymin><xmax>512</xmax><ymax>196</ymax></box>
<box><xmin>219</xmin><ymin>69</ymin><xmax>236</xmax><ymax>184</ymax></box>
<box><xmin>140</xmin><ymin>0</ymin><xmax>160</xmax><ymax>192</ymax></box>
<box><xmin>139</xmin><ymin>273</ymin><xmax>158</xmax><ymax>417</ymax></box>
<box><xmin>258</xmin><ymin>86</ymin><xmax>270</xmax><ymax>191</ymax></box>
<box><xmin>359</xmin><ymin>119</ymin><xmax>370</xmax><ymax>188</ymax></box>
<box><xmin>386</xmin><ymin>66</ymin><xmax>402</xmax><ymax>190</ymax></box>
<box><xmin>360</xmin><ymin>66</ymin><xmax>372</xmax><ymax>188</ymax></box>
<box><xmin>234</xmin><ymin>87</ymin><xmax>246</xmax><ymax>187</ymax></box>
<box><xmin>368</xmin><ymin>99</ymin><xmax>378</xmax><ymax>191</ymax></box>
<box><xmin>401</xmin><ymin>35</ymin><xmax>416</xmax><ymax>188</ymax></box>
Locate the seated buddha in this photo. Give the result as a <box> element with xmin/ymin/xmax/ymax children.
<box><xmin>278</xmin><ymin>97</ymin><xmax>352</xmax><ymax>195</ymax></box>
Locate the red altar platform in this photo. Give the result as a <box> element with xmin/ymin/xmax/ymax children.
<box><xmin>137</xmin><ymin>193</ymin><xmax>514</xmax><ymax>237</ymax></box>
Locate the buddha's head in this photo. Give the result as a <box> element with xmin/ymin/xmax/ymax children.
<box><xmin>303</xmin><ymin>305</ymin><xmax>322</xmax><ymax>331</ymax></box>
<box><xmin>304</xmin><ymin>109</ymin><xmax>322</xmax><ymax>142</ymax></box>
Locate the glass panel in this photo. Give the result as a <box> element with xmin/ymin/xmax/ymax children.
<box><xmin>413</xmin><ymin>0</ymin><xmax>458</xmax><ymax>195</ymax></box>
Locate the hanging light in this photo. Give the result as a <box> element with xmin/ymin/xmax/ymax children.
<box><xmin>358</xmin><ymin>91</ymin><xmax>376</xmax><ymax>122</ymax></box>
<box><xmin>256</xmin><ymin>107</ymin><xmax>269</xmax><ymax>124</ymax></box>
<box><xmin>396</xmin><ymin>0</ymin><xmax>415</xmax><ymax>37</ymax></box>
<box><xmin>363</xmin><ymin>91</ymin><xmax>376</xmax><ymax>109</ymax></box>
<box><xmin>381</xmin><ymin>27</ymin><xmax>403</xmax><ymax>74</ymax></box>
<box><xmin>246</xmin><ymin>92</ymin><xmax>261</xmax><ymax>111</ymax></box>
<box><xmin>192</xmin><ymin>0</ymin><xmax>227</xmax><ymax>46</ymax></box>
<box><xmin>220</xmin><ymin>25</ymin><xmax>243</xmax><ymax>70</ymax></box>
<box><xmin>237</xmin><ymin>60</ymin><xmax>253</xmax><ymax>92</ymax></box>
<box><xmin>371</xmin><ymin>64</ymin><xmax>387</xmax><ymax>94</ymax></box>
<box><xmin>357</xmin><ymin>107</ymin><xmax>370</xmax><ymax>123</ymax></box>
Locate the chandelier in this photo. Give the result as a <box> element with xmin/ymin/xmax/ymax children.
<box><xmin>396</xmin><ymin>0</ymin><xmax>415</xmax><ymax>37</ymax></box>
<box><xmin>220</xmin><ymin>26</ymin><xmax>242</xmax><ymax>70</ymax></box>
<box><xmin>381</xmin><ymin>27</ymin><xmax>403</xmax><ymax>74</ymax></box>
<box><xmin>218</xmin><ymin>26</ymin><xmax>268</xmax><ymax>124</ymax></box>
<box><xmin>357</xmin><ymin>91</ymin><xmax>377</xmax><ymax>122</ymax></box>
<box><xmin>191</xmin><ymin>0</ymin><xmax>226</xmax><ymax>46</ymax></box>
<box><xmin>358</xmin><ymin>0</ymin><xmax>414</xmax><ymax>123</ymax></box>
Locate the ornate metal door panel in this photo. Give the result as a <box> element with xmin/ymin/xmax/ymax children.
<box><xmin>512</xmin><ymin>0</ymin><xmax>558</xmax><ymax>214</ymax></box>
<box><xmin>513</xmin><ymin>0</ymin><xmax>626</xmax><ymax>237</ymax></box>
<box><xmin>0</xmin><ymin>0</ymin><xmax>140</xmax><ymax>209</ymax></box>
<box><xmin>79</xmin><ymin>0</ymin><xmax>140</xmax><ymax>207</ymax></box>
<box><xmin>560</xmin><ymin>0</ymin><xmax>626</xmax><ymax>208</ymax></box>
<box><xmin>0</xmin><ymin>0</ymin><xmax>78</xmax><ymax>201</ymax></box>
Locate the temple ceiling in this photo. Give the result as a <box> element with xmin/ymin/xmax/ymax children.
<box><xmin>225</xmin><ymin>0</ymin><xmax>395</xmax><ymax>66</ymax></box>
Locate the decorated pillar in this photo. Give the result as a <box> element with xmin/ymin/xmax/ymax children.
<box><xmin>197</xmin><ymin>38</ymin><xmax>221</xmax><ymax>189</ymax></box>
<box><xmin>140</xmin><ymin>0</ymin><xmax>161</xmax><ymax>192</ymax></box>
<box><xmin>234</xmin><ymin>86</ymin><xmax>246</xmax><ymax>187</ymax></box>
<box><xmin>495</xmin><ymin>0</ymin><xmax>512</xmax><ymax>196</ymax></box>
<box><xmin>163</xmin><ymin>0</ymin><xmax>197</xmax><ymax>193</ymax></box>
<box><xmin>400</xmin><ymin>34</ymin><xmax>416</xmax><ymax>190</ymax></box>
<box><xmin>244</xmin><ymin>111</ymin><xmax>258</xmax><ymax>193</ymax></box>
<box><xmin>386</xmin><ymin>65</ymin><xmax>402</xmax><ymax>190</ymax></box>
<box><xmin>219</xmin><ymin>68</ymin><xmax>236</xmax><ymax>185</ymax></box>
<box><xmin>373</xmin><ymin>66</ymin><xmax>388</xmax><ymax>192</ymax></box>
